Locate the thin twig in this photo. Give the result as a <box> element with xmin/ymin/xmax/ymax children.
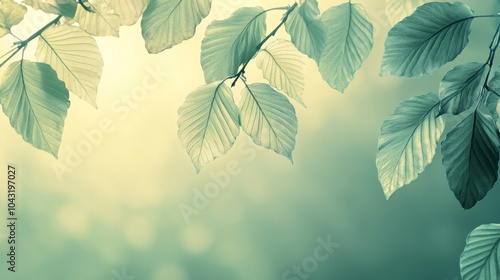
<box><xmin>477</xmin><ymin>21</ymin><xmax>500</xmax><ymax>107</ymax></box>
<box><xmin>78</xmin><ymin>0</ymin><xmax>95</xmax><ymax>13</ymax></box>
<box><xmin>0</xmin><ymin>15</ymin><xmax>62</xmax><ymax>68</ymax></box>
<box><xmin>230</xmin><ymin>3</ymin><xmax>298</xmax><ymax>88</ymax></box>
<box><xmin>486</xmin><ymin>85</ymin><xmax>500</xmax><ymax>97</ymax></box>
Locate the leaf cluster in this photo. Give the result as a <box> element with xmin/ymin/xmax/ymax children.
<box><xmin>377</xmin><ymin>2</ymin><xmax>500</xmax><ymax>210</ymax></box>
<box><xmin>179</xmin><ymin>0</ymin><xmax>376</xmax><ymax>171</ymax></box>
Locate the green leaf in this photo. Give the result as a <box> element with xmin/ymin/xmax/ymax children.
<box><xmin>461</xmin><ymin>223</ymin><xmax>500</xmax><ymax>280</ymax></box>
<box><xmin>178</xmin><ymin>82</ymin><xmax>240</xmax><ymax>172</ymax></box>
<box><xmin>72</xmin><ymin>0</ymin><xmax>120</xmax><ymax>37</ymax></box>
<box><xmin>36</xmin><ymin>25</ymin><xmax>103</xmax><ymax>108</ymax></box>
<box><xmin>380</xmin><ymin>2</ymin><xmax>474</xmax><ymax>77</ymax></box>
<box><xmin>441</xmin><ymin>111</ymin><xmax>500</xmax><ymax>209</ymax></box>
<box><xmin>240</xmin><ymin>83</ymin><xmax>298</xmax><ymax>161</ymax></box>
<box><xmin>141</xmin><ymin>0</ymin><xmax>211</xmax><ymax>54</ymax></box>
<box><xmin>385</xmin><ymin>0</ymin><xmax>428</xmax><ymax>26</ymax></box>
<box><xmin>490</xmin><ymin>66</ymin><xmax>500</xmax><ymax>93</ymax></box>
<box><xmin>487</xmin><ymin>66</ymin><xmax>500</xmax><ymax>119</ymax></box>
<box><xmin>109</xmin><ymin>0</ymin><xmax>149</xmax><ymax>26</ymax></box>
<box><xmin>485</xmin><ymin>91</ymin><xmax>499</xmax><ymax>119</ymax></box>
<box><xmin>24</xmin><ymin>0</ymin><xmax>77</xmax><ymax>18</ymax></box>
<box><xmin>439</xmin><ymin>62</ymin><xmax>490</xmax><ymax>115</ymax></box>
<box><xmin>285</xmin><ymin>0</ymin><xmax>325</xmax><ymax>63</ymax></box>
<box><xmin>256</xmin><ymin>39</ymin><xmax>306</xmax><ymax>106</ymax></box>
<box><xmin>0</xmin><ymin>61</ymin><xmax>70</xmax><ymax>158</ymax></box>
<box><xmin>0</xmin><ymin>0</ymin><xmax>27</xmax><ymax>38</ymax></box>
<box><xmin>376</xmin><ymin>92</ymin><xmax>444</xmax><ymax>198</ymax></box>
<box><xmin>319</xmin><ymin>2</ymin><xmax>373</xmax><ymax>93</ymax></box>
<box><xmin>201</xmin><ymin>6</ymin><xmax>266</xmax><ymax>83</ymax></box>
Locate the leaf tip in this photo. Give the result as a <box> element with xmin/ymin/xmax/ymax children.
<box><xmin>379</xmin><ymin>68</ymin><xmax>389</xmax><ymax>77</ymax></box>
<box><xmin>383</xmin><ymin>189</ymin><xmax>393</xmax><ymax>200</ymax></box>
<box><xmin>298</xmin><ymin>99</ymin><xmax>307</xmax><ymax>108</ymax></box>
<box><xmin>194</xmin><ymin>164</ymin><xmax>202</xmax><ymax>174</ymax></box>
<box><xmin>49</xmin><ymin>148</ymin><xmax>60</xmax><ymax>159</ymax></box>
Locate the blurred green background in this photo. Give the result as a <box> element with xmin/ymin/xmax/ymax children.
<box><xmin>1</xmin><ymin>0</ymin><xmax>500</xmax><ymax>279</ymax></box>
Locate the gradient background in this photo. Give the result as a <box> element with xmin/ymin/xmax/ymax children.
<box><xmin>1</xmin><ymin>0</ymin><xmax>500</xmax><ymax>279</ymax></box>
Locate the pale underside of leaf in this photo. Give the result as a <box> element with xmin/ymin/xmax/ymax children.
<box><xmin>386</xmin><ymin>0</ymin><xmax>428</xmax><ymax>26</ymax></box>
<box><xmin>439</xmin><ymin>62</ymin><xmax>490</xmax><ymax>115</ymax></box>
<box><xmin>24</xmin><ymin>0</ymin><xmax>77</xmax><ymax>18</ymax></box>
<box><xmin>380</xmin><ymin>2</ymin><xmax>474</xmax><ymax>77</ymax></box>
<box><xmin>73</xmin><ymin>0</ymin><xmax>120</xmax><ymax>37</ymax></box>
<box><xmin>377</xmin><ymin>92</ymin><xmax>444</xmax><ymax>198</ymax></box>
<box><xmin>0</xmin><ymin>61</ymin><xmax>70</xmax><ymax>157</ymax></box>
<box><xmin>36</xmin><ymin>25</ymin><xmax>103</xmax><ymax>108</ymax></box>
<box><xmin>441</xmin><ymin>111</ymin><xmax>500</xmax><ymax>209</ymax></box>
<box><xmin>0</xmin><ymin>0</ymin><xmax>27</xmax><ymax>38</ymax></box>
<box><xmin>109</xmin><ymin>0</ymin><xmax>149</xmax><ymax>26</ymax></box>
<box><xmin>141</xmin><ymin>0</ymin><xmax>211</xmax><ymax>54</ymax></box>
<box><xmin>319</xmin><ymin>2</ymin><xmax>373</xmax><ymax>93</ymax></box>
<box><xmin>240</xmin><ymin>83</ymin><xmax>298</xmax><ymax>161</ymax></box>
<box><xmin>461</xmin><ymin>224</ymin><xmax>500</xmax><ymax>280</ymax></box>
<box><xmin>256</xmin><ymin>39</ymin><xmax>306</xmax><ymax>106</ymax></box>
<box><xmin>201</xmin><ymin>6</ymin><xmax>266</xmax><ymax>83</ymax></box>
<box><xmin>285</xmin><ymin>0</ymin><xmax>325</xmax><ymax>63</ymax></box>
<box><xmin>178</xmin><ymin>82</ymin><xmax>240</xmax><ymax>172</ymax></box>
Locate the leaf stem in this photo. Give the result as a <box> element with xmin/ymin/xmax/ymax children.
<box><xmin>0</xmin><ymin>15</ymin><xmax>63</xmax><ymax>69</ymax></box>
<box><xmin>473</xmin><ymin>14</ymin><xmax>500</xmax><ymax>19</ymax></box>
<box><xmin>477</xmin><ymin>21</ymin><xmax>500</xmax><ymax>107</ymax></box>
<box><xmin>487</xmin><ymin>23</ymin><xmax>500</xmax><ymax>66</ymax></box>
<box><xmin>486</xmin><ymin>85</ymin><xmax>500</xmax><ymax>97</ymax></box>
<box><xmin>230</xmin><ymin>2</ymin><xmax>298</xmax><ymax>88</ymax></box>
<box><xmin>78</xmin><ymin>0</ymin><xmax>95</xmax><ymax>13</ymax></box>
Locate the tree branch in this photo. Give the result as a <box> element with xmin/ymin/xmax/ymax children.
<box><xmin>0</xmin><ymin>15</ymin><xmax>63</xmax><ymax>68</ymax></box>
<box><xmin>486</xmin><ymin>85</ymin><xmax>500</xmax><ymax>97</ymax></box>
<box><xmin>230</xmin><ymin>3</ymin><xmax>298</xmax><ymax>88</ymax></box>
<box><xmin>478</xmin><ymin>22</ymin><xmax>500</xmax><ymax>105</ymax></box>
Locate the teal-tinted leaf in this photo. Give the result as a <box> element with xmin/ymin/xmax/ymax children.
<box><xmin>461</xmin><ymin>223</ymin><xmax>500</xmax><ymax>280</ymax></box>
<box><xmin>485</xmin><ymin>91</ymin><xmax>499</xmax><ymax>119</ymax></box>
<box><xmin>141</xmin><ymin>0</ymin><xmax>211</xmax><ymax>54</ymax></box>
<box><xmin>381</xmin><ymin>2</ymin><xmax>474</xmax><ymax>77</ymax></box>
<box><xmin>487</xmin><ymin>66</ymin><xmax>500</xmax><ymax>120</ymax></box>
<box><xmin>36</xmin><ymin>25</ymin><xmax>103</xmax><ymax>108</ymax></box>
<box><xmin>0</xmin><ymin>61</ymin><xmax>70</xmax><ymax>157</ymax></box>
<box><xmin>256</xmin><ymin>39</ymin><xmax>306</xmax><ymax>106</ymax></box>
<box><xmin>201</xmin><ymin>7</ymin><xmax>266</xmax><ymax>83</ymax></box>
<box><xmin>441</xmin><ymin>111</ymin><xmax>500</xmax><ymax>209</ymax></box>
<box><xmin>376</xmin><ymin>92</ymin><xmax>444</xmax><ymax>198</ymax></box>
<box><xmin>385</xmin><ymin>0</ymin><xmax>428</xmax><ymax>26</ymax></box>
<box><xmin>0</xmin><ymin>0</ymin><xmax>27</xmax><ymax>38</ymax></box>
<box><xmin>285</xmin><ymin>0</ymin><xmax>325</xmax><ymax>63</ymax></box>
<box><xmin>490</xmin><ymin>66</ymin><xmax>500</xmax><ymax>93</ymax></box>
<box><xmin>439</xmin><ymin>62</ymin><xmax>490</xmax><ymax>115</ymax></box>
<box><xmin>24</xmin><ymin>0</ymin><xmax>77</xmax><ymax>18</ymax></box>
<box><xmin>240</xmin><ymin>83</ymin><xmax>298</xmax><ymax>161</ymax></box>
<box><xmin>109</xmin><ymin>0</ymin><xmax>149</xmax><ymax>26</ymax></box>
<box><xmin>73</xmin><ymin>0</ymin><xmax>120</xmax><ymax>37</ymax></box>
<box><xmin>178</xmin><ymin>82</ymin><xmax>240</xmax><ymax>172</ymax></box>
<box><xmin>319</xmin><ymin>2</ymin><xmax>373</xmax><ymax>93</ymax></box>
